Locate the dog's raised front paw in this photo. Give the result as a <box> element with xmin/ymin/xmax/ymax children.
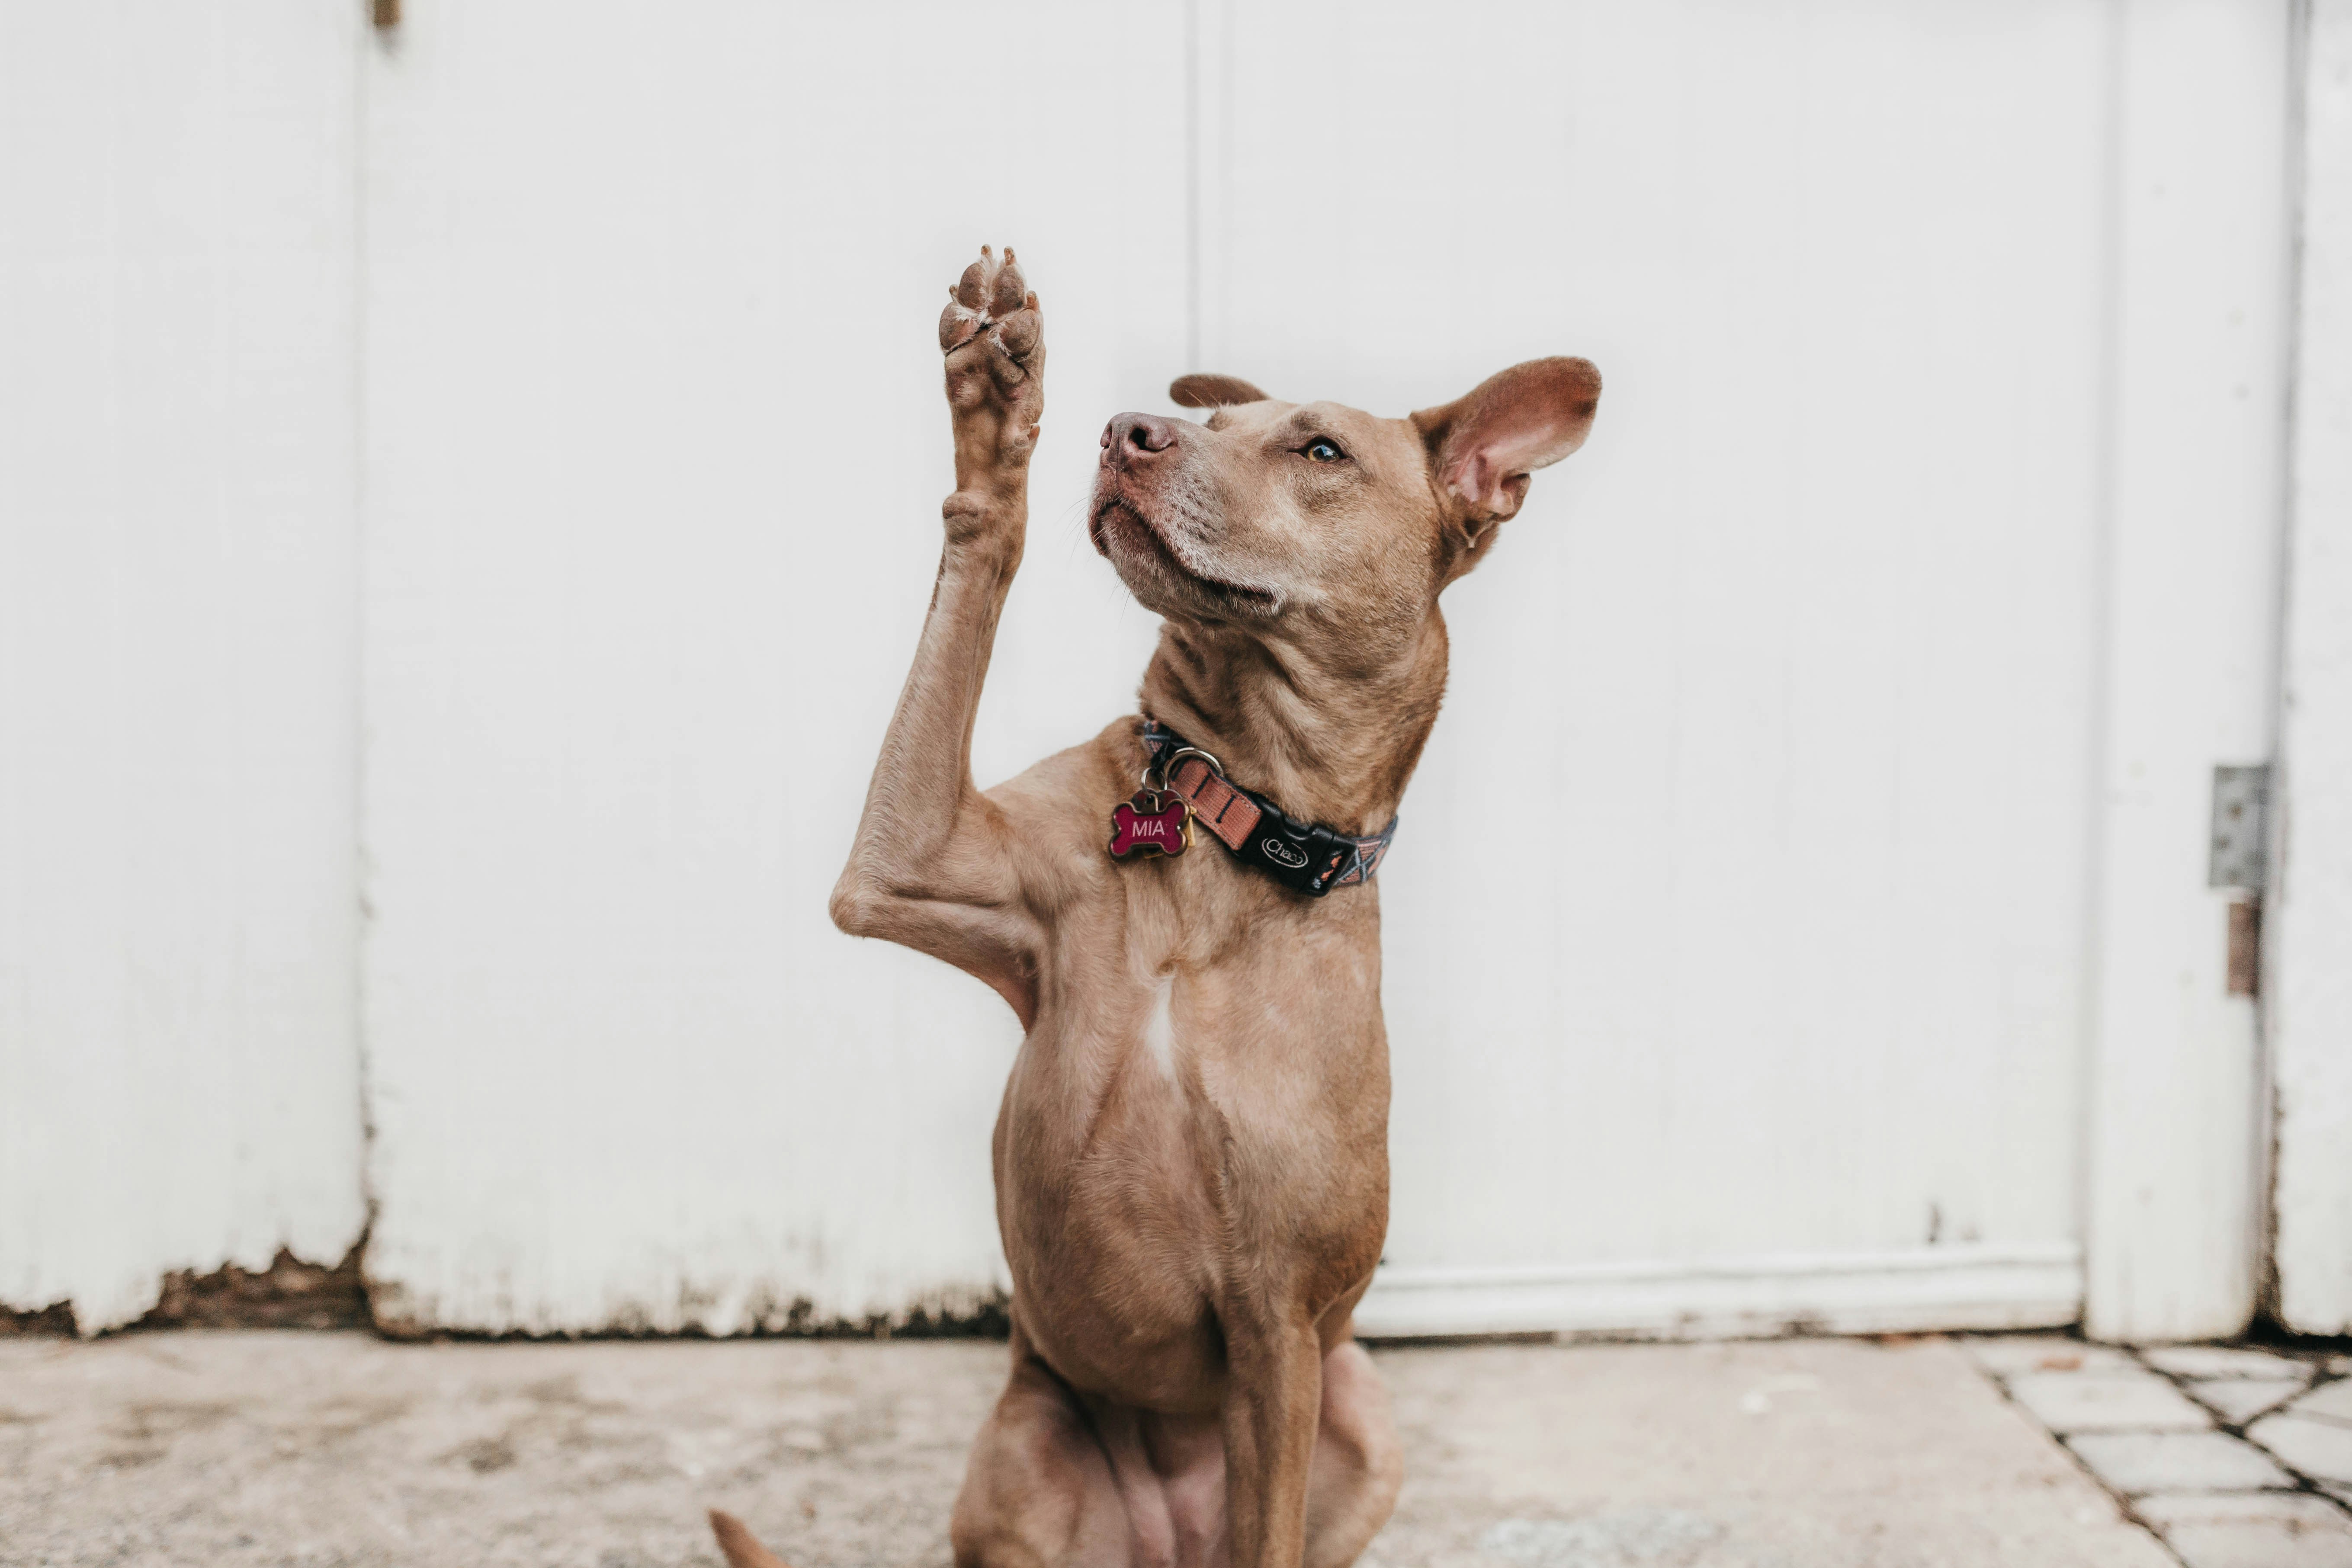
<box><xmin>939</xmin><ymin>245</ymin><xmax>1044</xmax><ymax>439</ymax></box>
<box><xmin>940</xmin><ymin>244</ymin><xmax>1038</xmax><ymax>358</ymax></box>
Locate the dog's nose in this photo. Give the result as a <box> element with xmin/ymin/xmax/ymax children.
<box><xmin>1102</xmin><ymin>413</ymin><xmax>1178</xmax><ymax>466</ymax></box>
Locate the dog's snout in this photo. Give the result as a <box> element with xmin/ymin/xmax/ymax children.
<box><xmin>1102</xmin><ymin>413</ymin><xmax>1178</xmax><ymax>467</ymax></box>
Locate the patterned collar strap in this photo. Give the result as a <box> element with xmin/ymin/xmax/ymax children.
<box><xmin>1140</xmin><ymin>721</ymin><xmax>1398</xmax><ymax>898</ymax></box>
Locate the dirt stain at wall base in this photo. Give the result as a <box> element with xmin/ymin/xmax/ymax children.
<box><xmin>12</xmin><ymin>1254</ymin><xmax>1015</xmax><ymax>1341</ymax></box>
<box><xmin>135</xmin><ymin>1243</ymin><xmax>372</xmax><ymax>1331</ymax></box>
<box><xmin>3</xmin><ymin>1242</ymin><xmax>371</xmax><ymax>1338</ymax></box>
<box><xmin>0</xmin><ymin>1299</ymin><xmax>77</xmax><ymax>1337</ymax></box>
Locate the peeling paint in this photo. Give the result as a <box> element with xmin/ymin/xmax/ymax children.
<box><xmin>132</xmin><ymin>1244</ymin><xmax>371</xmax><ymax>1333</ymax></box>
<box><xmin>0</xmin><ymin>1300</ymin><xmax>77</xmax><ymax>1338</ymax></box>
<box><xmin>2</xmin><ymin>1244</ymin><xmax>372</xmax><ymax>1340</ymax></box>
<box><xmin>15</xmin><ymin>1257</ymin><xmax>1014</xmax><ymax>1344</ymax></box>
<box><xmin>366</xmin><ymin>1280</ymin><xmax>1011</xmax><ymax>1344</ymax></box>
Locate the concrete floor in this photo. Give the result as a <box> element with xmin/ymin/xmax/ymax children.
<box><xmin>0</xmin><ymin>1331</ymin><xmax>2179</xmax><ymax>1568</ymax></box>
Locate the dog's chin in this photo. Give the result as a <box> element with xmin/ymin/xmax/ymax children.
<box><xmin>1089</xmin><ymin>496</ymin><xmax>1280</xmax><ymax>620</ymax></box>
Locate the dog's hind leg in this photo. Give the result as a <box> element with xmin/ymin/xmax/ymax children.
<box><xmin>953</xmin><ymin>1340</ymin><xmax>1135</xmax><ymax>1568</ymax></box>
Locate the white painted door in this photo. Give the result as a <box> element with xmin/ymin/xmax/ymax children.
<box><xmin>0</xmin><ymin>1</ymin><xmax>367</xmax><ymax>1331</ymax></box>
<box><xmin>359</xmin><ymin>0</ymin><xmax>2291</xmax><ymax>1339</ymax></box>
<box><xmin>2269</xmin><ymin>0</ymin><xmax>2352</xmax><ymax>1339</ymax></box>
<box><xmin>1195</xmin><ymin>3</ymin><xmax>2123</xmax><ymax>1335</ymax></box>
<box><xmin>1182</xmin><ymin>0</ymin><xmax>2290</xmax><ymax>1343</ymax></box>
<box><xmin>359</xmin><ymin>0</ymin><xmax>1189</xmax><ymax>1333</ymax></box>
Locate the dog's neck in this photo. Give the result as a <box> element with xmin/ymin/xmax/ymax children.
<box><xmin>1137</xmin><ymin>614</ymin><xmax>1449</xmax><ymax>837</ymax></box>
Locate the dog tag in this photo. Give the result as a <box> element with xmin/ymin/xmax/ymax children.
<box><xmin>1109</xmin><ymin>788</ymin><xmax>1191</xmax><ymax>859</ymax></box>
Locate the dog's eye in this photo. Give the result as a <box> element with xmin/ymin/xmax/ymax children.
<box><xmin>1303</xmin><ymin>438</ymin><xmax>1344</xmax><ymax>463</ymax></box>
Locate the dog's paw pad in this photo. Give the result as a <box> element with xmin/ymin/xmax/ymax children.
<box><xmin>937</xmin><ymin>245</ymin><xmax>1042</xmax><ymax>377</ymax></box>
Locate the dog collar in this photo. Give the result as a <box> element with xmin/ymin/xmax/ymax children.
<box><xmin>1124</xmin><ymin>720</ymin><xmax>1397</xmax><ymax>898</ymax></box>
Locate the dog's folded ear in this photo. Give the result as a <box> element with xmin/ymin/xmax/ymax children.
<box><xmin>1169</xmin><ymin>373</ymin><xmax>1271</xmax><ymax>409</ymax></box>
<box><xmin>1412</xmin><ymin>357</ymin><xmax>1601</xmax><ymax>529</ymax></box>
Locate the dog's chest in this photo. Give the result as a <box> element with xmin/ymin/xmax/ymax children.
<box><xmin>1012</xmin><ymin>894</ymin><xmax>1390</xmax><ymax>1204</ymax></box>
<box><xmin>1099</xmin><ymin>883</ymin><xmax>1381</xmax><ymax>1083</ymax></box>
<box><xmin>992</xmin><ymin>888</ymin><xmax>1393</xmax><ymax>1396</ymax></box>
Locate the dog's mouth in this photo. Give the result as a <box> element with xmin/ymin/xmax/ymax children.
<box><xmin>1089</xmin><ymin>496</ymin><xmax>1279</xmax><ymax>616</ymax></box>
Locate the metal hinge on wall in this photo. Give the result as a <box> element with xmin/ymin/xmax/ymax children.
<box><xmin>2210</xmin><ymin>763</ymin><xmax>2269</xmax><ymax>996</ymax></box>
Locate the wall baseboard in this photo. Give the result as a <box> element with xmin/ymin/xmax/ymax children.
<box><xmin>1354</xmin><ymin>1243</ymin><xmax>2082</xmax><ymax>1341</ymax></box>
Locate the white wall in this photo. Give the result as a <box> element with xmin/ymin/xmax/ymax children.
<box><xmin>2270</xmin><ymin>0</ymin><xmax>2352</xmax><ymax>1337</ymax></box>
<box><xmin>358</xmin><ymin>0</ymin><xmax>1187</xmax><ymax>1333</ymax></box>
<box><xmin>0</xmin><ymin>0</ymin><xmax>2313</xmax><ymax>1343</ymax></box>
<box><xmin>357</xmin><ymin>0</ymin><xmax>2291</xmax><ymax>1339</ymax></box>
<box><xmin>0</xmin><ymin>3</ymin><xmax>366</xmax><ymax>1331</ymax></box>
<box><xmin>1199</xmin><ymin>1</ymin><xmax>2117</xmax><ymax>1339</ymax></box>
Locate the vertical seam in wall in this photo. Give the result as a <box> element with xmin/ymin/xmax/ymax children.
<box><xmin>2258</xmin><ymin>0</ymin><xmax>2318</xmax><ymax>1325</ymax></box>
<box><xmin>2270</xmin><ymin>0</ymin><xmax>2310</xmax><ymax>771</ymax></box>
<box><xmin>351</xmin><ymin>0</ymin><xmax>382</xmax><ymax>1309</ymax></box>
<box><xmin>2073</xmin><ymin>0</ymin><xmax>2129</xmax><ymax>1328</ymax></box>
<box><xmin>1216</xmin><ymin>0</ymin><xmax>1235</xmax><ymax>372</ymax></box>
<box><xmin>1184</xmin><ymin>0</ymin><xmax>1200</xmax><ymax>372</ymax></box>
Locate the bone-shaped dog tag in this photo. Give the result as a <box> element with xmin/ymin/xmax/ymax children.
<box><xmin>1109</xmin><ymin>788</ymin><xmax>1191</xmax><ymax>859</ymax></box>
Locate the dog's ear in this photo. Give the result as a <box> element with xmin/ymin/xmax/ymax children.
<box><xmin>1169</xmin><ymin>373</ymin><xmax>1270</xmax><ymax>409</ymax></box>
<box><xmin>1412</xmin><ymin>357</ymin><xmax>1601</xmax><ymax>533</ymax></box>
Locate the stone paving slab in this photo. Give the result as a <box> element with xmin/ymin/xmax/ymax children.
<box><xmin>1961</xmin><ymin>1335</ymin><xmax>2352</xmax><ymax>1564</ymax></box>
<box><xmin>1961</xmin><ymin>1335</ymin><xmax>2138</xmax><ymax>1377</ymax></box>
<box><xmin>0</xmin><ymin>1331</ymin><xmax>2179</xmax><ymax>1568</ymax></box>
<box><xmin>2253</xmin><ymin>1414</ymin><xmax>2352</xmax><ymax>1488</ymax></box>
<box><xmin>2137</xmin><ymin>1494</ymin><xmax>2352</xmax><ymax>1568</ymax></box>
<box><xmin>2295</xmin><ymin>1381</ymin><xmax>2352</xmax><ymax>1425</ymax></box>
<box><xmin>2143</xmin><ymin>1347</ymin><xmax>2314</xmax><ymax>1382</ymax></box>
<box><xmin>2009</xmin><ymin>1370</ymin><xmax>2215</xmax><ymax>1434</ymax></box>
<box><xmin>2065</xmin><ymin>1431</ymin><xmax>2296</xmax><ymax>1495</ymax></box>
<box><xmin>2189</xmin><ymin>1379</ymin><xmax>2311</xmax><ymax>1425</ymax></box>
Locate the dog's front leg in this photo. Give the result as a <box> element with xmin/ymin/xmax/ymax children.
<box><xmin>831</xmin><ymin>247</ymin><xmax>1047</xmax><ymax>1025</ymax></box>
<box><xmin>1222</xmin><ymin>1313</ymin><xmax>1325</xmax><ymax>1568</ymax></box>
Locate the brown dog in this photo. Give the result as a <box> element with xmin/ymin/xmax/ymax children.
<box><xmin>712</xmin><ymin>248</ymin><xmax>1599</xmax><ymax>1568</ymax></box>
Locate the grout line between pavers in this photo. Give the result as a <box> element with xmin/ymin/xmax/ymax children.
<box><xmin>2125</xmin><ymin>1344</ymin><xmax>2352</xmax><ymax>1525</ymax></box>
<box><xmin>1964</xmin><ymin>1334</ymin><xmax>2352</xmax><ymax>1566</ymax></box>
<box><xmin>1965</xmin><ymin>1339</ymin><xmax>2190</xmax><ymax>1567</ymax></box>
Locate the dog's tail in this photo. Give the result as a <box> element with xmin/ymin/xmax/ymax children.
<box><xmin>707</xmin><ymin>1509</ymin><xmax>793</xmax><ymax>1568</ymax></box>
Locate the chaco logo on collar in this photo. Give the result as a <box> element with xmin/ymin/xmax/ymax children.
<box><xmin>1258</xmin><ymin>838</ymin><xmax>1310</xmax><ymax>870</ymax></box>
